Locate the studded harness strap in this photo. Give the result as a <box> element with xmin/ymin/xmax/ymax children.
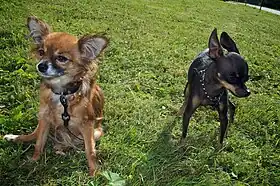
<box><xmin>194</xmin><ymin>67</ymin><xmax>224</xmax><ymax>106</ymax></box>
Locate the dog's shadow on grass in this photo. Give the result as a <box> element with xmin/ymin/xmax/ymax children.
<box><xmin>131</xmin><ymin>115</ymin><xmax>220</xmax><ymax>185</ymax></box>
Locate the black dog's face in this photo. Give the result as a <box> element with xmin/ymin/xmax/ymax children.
<box><xmin>216</xmin><ymin>53</ymin><xmax>250</xmax><ymax>97</ymax></box>
<box><xmin>208</xmin><ymin>29</ymin><xmax>250</xmax><ymax>98</ymax></box>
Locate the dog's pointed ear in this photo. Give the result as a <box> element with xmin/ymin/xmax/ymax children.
<box><xmin>208</xmin><ymin>28</ymin><xmax>223</xmax><ymax>59</ymax></box>
<box><xmin>220</xmin><ymin>32</ymin><xmax>240</xmax><ymax>54</ymax></box>
<box><xmin>78</xmin><ymin>35</ymin><xmax>108</xmax><ymax>61</ymax></box>
<box><xmin>27</xmin><ymin>16</ymin><xmax>51</xmax><ymax>45</ymax></box>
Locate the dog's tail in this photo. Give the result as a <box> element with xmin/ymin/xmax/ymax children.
<box><xmin>177</xmin><ymin>82</ymin><xmax>189</xmax><ymax>116</ymax></box>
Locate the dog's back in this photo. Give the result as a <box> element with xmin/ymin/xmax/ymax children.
<box><xmin>187</xmin><ymin>49</ymin><xmax>214</xmax><ymax>82</ymax></box>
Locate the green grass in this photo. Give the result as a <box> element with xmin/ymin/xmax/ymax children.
<box><xmin>1</xmin><ymin>0</ymin><xmax>280</xmax><ymax>185</ymax></box>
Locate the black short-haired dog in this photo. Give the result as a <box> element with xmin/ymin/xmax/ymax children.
<box><xmin>179</xmin><ymin>28</ymin><xmax>250</xmax><ymax>146</ymax></box>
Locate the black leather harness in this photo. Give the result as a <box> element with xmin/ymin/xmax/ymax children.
<box><xmin>193</xmin><ymin>54</ymin><xmax>224</xmax><ymax>106</ymax></box>
<box><xmin>52</xmin><ymin>84</ymin><xmax>83</xmax><ymax>140</ymax></box>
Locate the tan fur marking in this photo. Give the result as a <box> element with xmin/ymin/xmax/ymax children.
<box><xmin>218</xmin><ymin>78</ymin><xmax>238</xmax><ymax>95</ymax></box>
<box><xmin>192</xmin><ymin>95</ymin><xmax>201</xmax><ymax>106</ymax></box>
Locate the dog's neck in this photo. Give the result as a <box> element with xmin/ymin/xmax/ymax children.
<box><xmin>50</xmin><ymin>81</ymin><xmax>82</xmax><ymax>95</ymax></box>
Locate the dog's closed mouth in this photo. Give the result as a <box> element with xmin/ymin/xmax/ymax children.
<box><xmin>38</xmin><ymin>72</ymin><xmax>64</xmax><ymax>79</ymax></box>
<box><xmin>231</xmin><ymin>88</ymin><xmax>250</xmax><ymax>98</ymax></box>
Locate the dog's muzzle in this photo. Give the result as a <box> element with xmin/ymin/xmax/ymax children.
<box><xmin>234</xmin><ymin>85</ymin><xmax>250</xmax><ymax>97</ymax></box>
<box><xmin>36</xmin><ymin>60</ymin><xmax>64</xmax><ymax>78</ymax></box>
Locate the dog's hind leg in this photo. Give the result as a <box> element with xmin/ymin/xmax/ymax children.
<box><xmin>4</xmin><ymin>123</ymin><xmax>41</xmax><ymax>142</ymax></box>
<box><xmin>178</xmin><ymin>83</ymin><xmax>190</xmax><ymax>116</ymax></box>
<box><xmin>180</xmin><ymin>94</ymin><xmax>200</xmax><ymax>144</ymax></box>
<box><xmin>80</xmin><ymin>122</ymin><xmax>96</xmax><ymax>176</ymax></box>
<box><xmin>91</xmin><ymin>85</ymin><xmax>104</xmax><ymax>141</ymax></box>
<box><xmin>4</xmin><ymin>131</ymin><xmax>36</xmax><ymax>142</ymax></box>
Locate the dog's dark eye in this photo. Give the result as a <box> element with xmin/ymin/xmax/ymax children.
<box><xmin>56</xmin><ymin>55</ymin><xmax>68</xmax><ymax>63</ymax></box>
<box><xmin>38</xmin><ymin>49</ymin><xmax>44</xmax><ymax>57</ymax></box>
<box><xmin>227</xmin><ymin>75</ymin><xmax>237</xmax><ymax>84</ymax></box>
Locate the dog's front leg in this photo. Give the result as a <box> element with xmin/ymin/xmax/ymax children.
<box><xmin>181</xmin><ymin>94</ymin><xmax>201</xmax><ymax>144</ymax></box>
<box><xmin>32</xmin><ymin>119</ymin><xmax>50</xmax><ymax>160</ymax></box>
<box><xmin>80</xmin><ymin>121</ymin><xmax>96</xmax><ymax>176</ymax></box>
<box><xmin>4</xmin><ymin>119</ymin><xmax>49</xmax><ymax>161</ymax></box>
<box><xmin>217</xmin><ymin>101</ymin><xmax>229</xmax><ymax>146</ymax></box>
<box><xmin>228</xmin><ymin>100</ymin><xmax>235</xmax><ymax>124</ymax></box>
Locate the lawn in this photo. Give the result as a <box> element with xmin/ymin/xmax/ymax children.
<box><xmin>0</xmin><ymin>0</ymin><xmax>280</xmax><ymax>185</ymax></box>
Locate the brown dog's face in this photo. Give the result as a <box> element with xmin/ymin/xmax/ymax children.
<box><xmin>27</xmin><ymin>16</ymin><xmax>108</xmax><ymax>93</ymax></box>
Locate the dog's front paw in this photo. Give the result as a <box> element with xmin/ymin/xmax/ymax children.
<box><xmin>178</xmin><ymin>137</ymin><xmax>186</xmax><ymax>146</ymax></box>
<box><xmin>4</xmin><ymin>134</ymin><xmax>19</xmax><ymax>142</ymax></box>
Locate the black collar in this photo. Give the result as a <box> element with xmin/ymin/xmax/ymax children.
<box><xmin>52</xmin><ymin>83</ymin><xmax>81</xmax><ymax>95</ymax></box>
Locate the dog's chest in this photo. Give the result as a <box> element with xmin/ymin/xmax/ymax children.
<box><xmin>51</xmin><ymin>94</ymin><xmax>61</xmax><ymax>105</ymax></box>
<box><xmin>51</xmin><ymin>94</ymin><xmax>66</xmax><ymax>117</ymax></box>
<box><xmin>45</xmin><ymin>94</ymin><xmax>85</xmax><ymax>128</ymax></box>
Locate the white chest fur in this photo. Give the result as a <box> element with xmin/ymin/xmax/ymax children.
<box><xmin>46</xmin><ymin>93</ymin><xmax>80</xmax><ymax>127</ymax></box>
<box><xmin>51</xmin><ymin>93</ymin><xmax>62</xmax><ymax>105</ymax></box>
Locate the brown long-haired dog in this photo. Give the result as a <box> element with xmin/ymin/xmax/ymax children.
<box><xmin>4</xmin><ymin>16</ymin><xmax>108</xmax><ymax>176</ymax></box>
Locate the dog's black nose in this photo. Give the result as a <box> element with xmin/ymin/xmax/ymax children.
<box><xmin>37</xmin><ymin>63</ymin><xmax>48</xmax><ymax>73</ymax></box>
<box><xmin>235</xmin><ymin>88</ymin><xmax>250</xmax><ymax>97</ymax></box>
<box><xmin>244</xmin><ymin>89</ymin><xmax>251</xmax><ymax>97</ymax></box>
